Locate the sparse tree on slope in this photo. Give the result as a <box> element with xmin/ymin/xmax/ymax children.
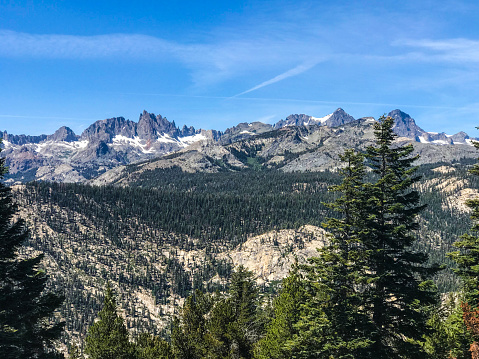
<box><xmin>0</xmin><ymin>138</ymin><xmax>64</xmax><ymax>358</ymax></box>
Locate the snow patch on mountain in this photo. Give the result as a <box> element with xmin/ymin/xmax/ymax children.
<box><xmin>155</xmin><ymin>134</ymin><xmax>178</xmax><ymax>144</ymax></box>
<box><xmin>179</xmin><ymin>133</ymin><xmax>208</xmax><ymax>145</ymax></box>
<box><xmin>310</xmin><ymin>113</ymin><xmax>333</xmax><ymax>125</ymax></box>
<box><xmin>112</xmin><ymin>135</ymin><xmax>156</xmax><ymax>154</ymax></box>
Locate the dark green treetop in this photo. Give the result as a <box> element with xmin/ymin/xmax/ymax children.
<box><xmin>135</xmin><ymin>333</ymin><xmax>173</xmax><ymax>359</ymax></box>
<box><xmin>254</xmin><ymin>264</ymin><xmax>306</xmax><ymax>359</ymax></box>
<box><xmin>85</xmin><ymin>283</ymin><xmax>135</xmax><ymax>359</ymax></box>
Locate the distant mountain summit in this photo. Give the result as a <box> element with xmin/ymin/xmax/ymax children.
<box><xmin>388</xmin><ymin>109</ymin><xmax>424</xmax><ymax>139</ymax></box>
<box><xmin>273</xmin><ymin>108</ymin><xmax>356</xmax><ymax>128</ymax></box>
<box><xmin>387</xmin><ymin>109</ymin><xmax>470</xmax><ymax>145</ymax></box>
<box><xmin>48</xmin><ymin>126</ymin><xmax>78</xmax><ymax>142</ymax></box>
<box><xmin>80</xmin><ymin>117</ymin><xmax>137</xmax><ymax>142</ymax></box>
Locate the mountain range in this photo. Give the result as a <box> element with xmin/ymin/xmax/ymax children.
<box><xmin>1</xmin><ymin>108</ymin><xmax>477</xmax><ymax>184</ymax></box>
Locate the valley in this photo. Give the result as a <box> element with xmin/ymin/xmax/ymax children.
<box><xmin>11</xmin><ymin>160</ymin><xmax>477</xmax><ymax>347</ymax></box>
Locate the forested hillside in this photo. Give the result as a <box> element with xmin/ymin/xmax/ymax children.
<box><xmin>12</xmin><ymin>158</ymin><xmax>477</xmax><ymax>350</ymax></box>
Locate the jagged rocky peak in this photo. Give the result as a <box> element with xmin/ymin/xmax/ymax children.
<box><xmin>450</xmin><ymin>131</ymin><xmax>469</xmax><ymax>143</ymax></box>
<box><xmin>325</xmin><ymin>108</ymin><xmax>356</xmax><ymax>127</ymax></box>
<box><xmin>273</xmin><ymin>114</ymin><xmax>313</xmax><ymax>128</ymax></box>
<box><xmin>273</xmin><ymin>108</ymin><xmax>357</xmax><ymax>129</ymax></box>
<box><xmin>287</xmin><ymin>114</ymin><xmax>314</xmax><ymax>126</ymax></box>
<box><xmin>1</xmin><ymin>131</ymin><xmax>48</xmax><ymax>145</ymax></box>
<box><xmin>387</xmin><ymin>109</ymin><xmax>425</xmax><ymax>139</ymax></box>
<box><xmin>137</xmin><ymin>110</ymin><xmax>179</xmax><ymax>139</ymax></box>
<box><xmin>180</xmin><ymin>124</ymin><xmax>196</xmax><ymax>137</ymax></box>
<box><xmin>80</xmin><ymin>117</ymin><xmax>137</xmax><ymax>142</ymax></box>
<box><xmin>47</xmin><ymin>126</ymin><xmax>78</xmax><ymax>142</ymax></box>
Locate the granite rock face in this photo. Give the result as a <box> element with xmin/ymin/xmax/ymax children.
<box><xmin>80</xmin><ymin>117</ymin><xmax>137</xmax><ymax>142</ymax></box>
<box><xmin>324</xmin><ymin>108</ymin><xmax>357</xmax><ymax>127</ymax></box>
<box><xmin>388</xmin><ymin>109</ymin><xmax>425</xmax><ymax>139</ymax></box>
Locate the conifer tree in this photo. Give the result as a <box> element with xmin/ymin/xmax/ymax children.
<box><xmin>208</xmin><ymin>266</ymin><xmax>261</xmax><ymax>359</ymax></box>
<box><xmin>449</xmin><ymin>136</ymin><xmax>479</xmax><ymax>356</ymax></box>
<box><xmin>287</xmin><ymin>150</ymin><xmax>373</xmax><ymax>359</ymax></box>
<box><xmin>171</xmin><ymin>290</ymin><xmax>213</xmax><ymax>359</ymax></box>
<box><xmin>0</xmin><ymin>139</ymin><xmax>64</xmax><ymax>358</ymax></box>
<box><xmin>254</xmin><ymin>264</ymin><xmax>305</xmax><ymax>359</ymax></box>
<box><xmin>363</xmin><ymin>116</ymin><xmax>438</xmax><ymax>358</ymax></box>
<box><xmin>135</xmin><ymin>333</ymin><xmax>172</xmax><ymax>359</ymax></box>
<box><xmin>423</xmin><ymin>294</ymin><xmax>471</xmax><ymax>359</ymax></box>
<box><xmin>85</xmin><ymin>283</ymin><xmax>135</xmax><ymax>359</ymax></box>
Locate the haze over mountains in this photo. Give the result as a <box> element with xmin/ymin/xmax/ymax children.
<box><xmin>1</xmin><ymin>108</ymin><xmax>477</xmax><ymax>184</ymax></box>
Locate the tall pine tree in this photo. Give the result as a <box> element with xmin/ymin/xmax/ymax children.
<box><xmin>171</xmin><ymin>290</ymin><xmax>213</xmax><ymax>359</ymax></box>
<box><xmin>363</xmin><ymin>115</ymin><xmax>438</xmax><ymax>358</ymax></box>
<box><xmin>0</xmin><ymin>138</ymin><xmax>64</xmax><ymax>358</ymax></box>
<box><xmin>208</xmin><ymin>265</ymin><xmax>262</xmax><ymax>359</ymax></box>
<box><xmin>172</xmin><ymin>266</ymin><xmax>263</xmax><ymax>359</ymax></box>
<box><xmin>287</xmin><ymin>149</ymin><xmax>373</xmax><ymax>359</ymax></box>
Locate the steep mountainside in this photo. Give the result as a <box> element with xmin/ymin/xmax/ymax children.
<box><xmin>2</xmin><ymin>108</ymin><xmax>477</xmax><ymax>184</ymax></box>
<box><xmin>13</xmin><ymin>161</ymin><xmax>477</xmax><ymax>347</ymax></box>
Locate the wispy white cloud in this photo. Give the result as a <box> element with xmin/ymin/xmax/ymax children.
<box><xmin>0</xmin><ymin>30</ymin><xmax>176</xmax><ymax>59</ymax></box>
<box><xmin>0</xmin><ymin>114</ymin><xmax>102</xmax><ymax>121</ymax></box>
<box><xmin>256</xmin><ymin>114</ymin><xmax>278</xmax><ymax>123</ymax></box>
<box><xmin>0</xmin><ymin>29</ymin><xmax>329</xmax><ymax>88</ymax></box>
<box><xmin>394</xmin><ymin>38</ymin><xmax>479</xmax><ymax>63</ymax></box>
<box><xmin>233</xmin><ymin>61</ymin><xmax>321</xmax><ymax>97</ymax></box>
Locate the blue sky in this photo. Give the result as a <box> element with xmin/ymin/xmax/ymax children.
<box><xmin>1</xmin><ymin>0</ymin><xmax>479</xmax><ymax>136</ymax></box>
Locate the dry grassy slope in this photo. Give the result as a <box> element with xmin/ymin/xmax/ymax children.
<box><xmin>415</xmin><ymin>165</ymin><xmax>479</xmax><ymax>213</ymax></box>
